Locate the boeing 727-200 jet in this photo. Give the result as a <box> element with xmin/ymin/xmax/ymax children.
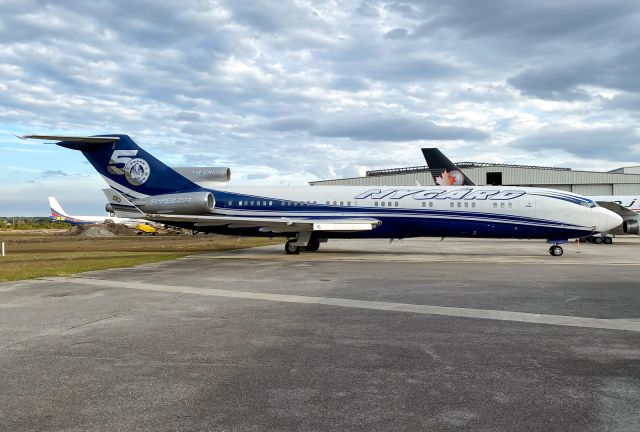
<box><xmin>22</xmin><ymin>134</ymin><xmax>622</xmax><ymax>256</ymax></box>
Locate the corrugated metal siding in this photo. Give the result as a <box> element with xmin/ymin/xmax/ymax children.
<box><xmin>613</xmin><ymin>184</ymin><xmax>640</xmax><ymax>194</ymax></box>
<box><xmin>573</xmin><ymin>184</ymin><xmax>613</xmax><ymax>195</ymax></box>
<box><xmin>309</xmin><ymin>166</ymin><xmax>640</xmax><ymax>195</ymax></box>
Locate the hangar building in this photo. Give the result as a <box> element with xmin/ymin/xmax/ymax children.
<box><xmin>310</xmin><ymin>163</ymin><xmax>640</xmax><ymax>196</ymax></box>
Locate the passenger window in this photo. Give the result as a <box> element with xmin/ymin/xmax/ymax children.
<box><xmin>347</xmin><ymin>201</ymin><xmax>351</xmax><ymax>206</ymax></box>
<box><xmin>381</xmin><ymin>202</ymin><xmax>385</xmax><ymax>207</ymax></box>
<box><xmin>239</xmin><ymin>201</ymin><xmax>243</xmax><ymax>206</ymax></box>
<box><xmin>508</xmin><ymin>202</ymin><xmax>512</xmax><ymax>208</ymax></box>
<box><xmin>269</xmin><ymin>201</ymin><xmax>272</xmax><ymax>206</ymax></box>
<box><xmin>333</xmin><ymin>201</ymin><xmax>337</xmax><ymax>206</ymax></box>
<box><xmin>450</xmin><ymin>202</ymin><xmax>454</xmax><ymax>207</ymax></box>
<box><xmin>422</xmin><ymin>202</ymin><xmax>426</xmax><ymax>207</ymax></box>
<box><xmin>429</xmin><ymin>202</ymin><xmax>433</xmax><ymax>208</ymax></box>
<box><xmin>464</xmin><ymin>202</ymin><xmax>468</xmax><ymax>207</ymax></box>
<box><xmin>375</xmin><ymin>202</ymin><xmax>379</xmax><ymax>206</ymax></box>
<box><xmin>500</xmin><ymin>202</ymin><xmax>505</xmax><ymax>208</ymax></box>
<box><xmin>457</xmin><ymin>202</ymin><xmax>461</xmax><ymax>207</ymax></box>
<box><xmin>395</xmin><ymin>202</ymin><xmax>399</xmax><ymax>207</ymax></box>
<box><xmin>493</xmin><ymin>202</ymin><xmax>498</xmax><ymax>208</ymax></box>
<box><xmin>340</xmin><ymin>201</ymin><xmax>344</xmax><ymax>206</ymax></box>
<box><xmin>471</xmin><ymin>202</ymin><xmax>476</xmax><ymax>208</ymax></box>
<box><xmin>325</xmin><ymin>201</ymin><xmax>330</xmax><ymax>205</ymax></box>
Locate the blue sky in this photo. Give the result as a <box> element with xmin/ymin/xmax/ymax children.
<box><xmin>1</xmin><ymin>0</ymin><xmax>640</xmax><ymax>215</ymax></box>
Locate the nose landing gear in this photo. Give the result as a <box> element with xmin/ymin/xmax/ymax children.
<box><xmin>547</xmin><ymin>239</ymin><xmax>567</xmax><ymax>257</ymax></box>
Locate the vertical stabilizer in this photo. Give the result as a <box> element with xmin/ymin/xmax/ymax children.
<box><xmin>23</xmin><ymin>135</ymin><xmax>199</xmax><ymax>198</ymax></box>
<box><xmin>421</xmin><ymin>148</ymin><xmax>476</xmax><ymax>186</ymax></box>
<box><xmin>48</xmin><ymin>197</ymin><xmax>68</xmax><ymax>219</ymax></box>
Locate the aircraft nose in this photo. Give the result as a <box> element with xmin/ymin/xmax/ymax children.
<box><xmin>594</xmin><ymin>208</ymin><xmax>623</xmax><ymax>233</ymax></box>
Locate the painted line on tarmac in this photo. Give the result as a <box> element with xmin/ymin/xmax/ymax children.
<box><xmin>65</xmin><ymin>277</ymin><xmax>640</xmax><ymax>333</ymax></box>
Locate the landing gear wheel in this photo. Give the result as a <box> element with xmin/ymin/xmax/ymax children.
<box><xmin>593</xmin><ymin>236</ymin><xmax>603</xmax><ymax>244</ymax></box>
<box><xmin>305</xmin><ymin>239</ymin><xmax>320</xmax><ymax>252</ymax></box>
<box><xmin>285</xmin><ymin>240</ymin><xmax>302</xmax><ymax>255</ymax></box>
<box><xmin>549</xmin><ymin>245</ymin><xmax>564</xmax><ymax>257</ymax></box>
<box><xmin>603</xmin><ymin>236</ymin><xmax>613</xmax><ymax>245</ymax></box>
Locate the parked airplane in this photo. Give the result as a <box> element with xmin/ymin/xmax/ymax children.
<box><xmin>421</xmin><ymin>148</ymin><xmax>640</xmax><ymax>242</ymax></box>
<box><xmin>49</xmin><ymin>196</ymin><xmax>147</xmax><ymax>228</ymax></box>
<box><xmin>23</xmin><ymin>134</ymin><xmax>622</xmax><ymax>256</ymax></box>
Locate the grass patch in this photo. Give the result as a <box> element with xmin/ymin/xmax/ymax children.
<box><xmin>0</xmin><ymin>232</ymin><xmax>281</xmax><ymax>282</ymax></box>
<box><xmin>0</xmin><ymin>253</ymin><xmax>188</xmax><ymax>282</ymax></box>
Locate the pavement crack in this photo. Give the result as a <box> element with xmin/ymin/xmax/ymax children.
<box><xmin>66</xmin><ymin>315</ymin><xmax>118</xmax><ymax>330</ymax></box>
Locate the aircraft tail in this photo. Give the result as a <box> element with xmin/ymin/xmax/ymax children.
<box><xmin>23</xmin><ymin>134</ymin><xmax>199</xmax><ymax>199</ymax></box>
<box><xmin>421</xmin><ymin>148</ymin><xmax>476</xmax><ymax>186</ymax></box>
<box><xmin>48</xmin><ymin>197</ymin><xmax>69</xmax><ymax>220</ymax></box>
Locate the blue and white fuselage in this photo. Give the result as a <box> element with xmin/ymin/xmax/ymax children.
<box><xmin>151</xmin><ymin>185</ymin><xmax>618</xmax><ymax>240</ymax></box>
<box><xmin>22</xmin><ymin>134</ymin><xmax>623</xmax><ymax>255</ymax></box>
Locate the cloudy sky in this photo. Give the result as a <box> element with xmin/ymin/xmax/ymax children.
<box><xmin>2</xmin><ymin>0</ymin><xmax>640</xmax><ymax>215</ymax></box>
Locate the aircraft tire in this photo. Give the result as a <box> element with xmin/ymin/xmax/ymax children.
<box><xmin>603</xmin><ymin>236</ymin><xmax>613</xmax><ymax>244</ymax></box>
<box><xmin>305</xmin><ymin>239</ymin><xmax>320</xmax><ymax>252</ymax></box>
<box><xmin>285</xmin><ymin>240</ymin><xmax>302</xmax><ymax>255</ymax></box>
<box><xmin>549</xmin><ymin>245</ymin><xmax>564</xmax><ymax>257</ymax></box>
<box><xmin>593</xmin><ymin>236</ymin><xmax>603</xmax><ymax>244</ymax></box>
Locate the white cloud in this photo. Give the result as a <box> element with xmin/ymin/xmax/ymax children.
<box><xmin>1</xmin><ymin>0</ymin><xmax>639</xmax><ymax>214</ymax></box>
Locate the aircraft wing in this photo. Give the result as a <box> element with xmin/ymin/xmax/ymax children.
<box><xmin>596</xmin><ymin>201</ymin><xmax>638</xmax><ymax>220</ymax></box>
<box><xmin>146</xmin><ymin>213</ymin><xmax>381</xmax><ymax>233</ymax></box>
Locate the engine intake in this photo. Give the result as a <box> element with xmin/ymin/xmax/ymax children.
<box><xmin>172</xmin><ymin>167</ymin><xmax>231</xmax><ymax>183</ymax></box>
<box><xmin>135</xmin><ymin>192</ymin><xmax>215</xmax><ymax>214</ymax></box>
<box><xmin>623</xmin><ymin>219</ymin><xmax>639</xmax><ymax>235</ymax></box>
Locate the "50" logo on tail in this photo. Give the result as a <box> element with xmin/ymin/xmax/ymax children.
<box><xmin>107</xmin><ymin>150</ymin><xmax>151</xmax><ymax>186</ymax></box>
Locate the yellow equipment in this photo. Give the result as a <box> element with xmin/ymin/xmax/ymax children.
<box><xmin>136</xmin><ymin>224</ymin><xmax>157</xmax><ymax>235</ymax></box>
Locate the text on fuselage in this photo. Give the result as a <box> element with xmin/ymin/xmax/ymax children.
<box><xmin>354</xmin><ymin>188</ymin><xmax>525</xmax><ymax>201</ymax></box>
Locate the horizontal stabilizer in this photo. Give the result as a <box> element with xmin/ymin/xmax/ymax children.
<box><xmin>20</xmin><ymin>135</ymin><xmax>120</xmax><ymax>144</ymax></box>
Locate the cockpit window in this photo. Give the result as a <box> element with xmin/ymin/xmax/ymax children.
<box><xmin>581</xmin><ymin>201</ymin><xmax>597</xmax><ymax>208</ymax></box>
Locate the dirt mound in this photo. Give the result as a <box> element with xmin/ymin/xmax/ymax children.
<box><xmin>63</xmin><ymin>222</ymin><xmax>137</xmax><ymax>237</ymax></box>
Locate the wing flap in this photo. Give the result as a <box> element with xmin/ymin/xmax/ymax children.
<box><xmin>148</xmin><ymin>213</ymin><xmax>380</xmax><ymax>232</ymax></box>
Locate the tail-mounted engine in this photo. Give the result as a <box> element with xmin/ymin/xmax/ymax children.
<box><xmin>135</xmin><ymin>191</ymin><xmax>215</xmax><ymax>214</ymax></box>
<box><xmin>172</xmin><ymin>167</ymin><xmax>231</xmax><ymax>183</ymax></box>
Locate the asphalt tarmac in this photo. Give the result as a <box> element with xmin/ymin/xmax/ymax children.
<box><xmin>1</xmin><ymin>238</ymin><xmax>640</xmax><ymax>431</ymax></box>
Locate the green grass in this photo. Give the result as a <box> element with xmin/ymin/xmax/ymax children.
<box><xmin>0</xmin><ymin>232</ymin><xmax>281</xmax><ymax>282</ymax></box>
<box><xmin>0</xmin><ymin>252</ymin><xmax>189</xmax><ymax>282</ymax></box>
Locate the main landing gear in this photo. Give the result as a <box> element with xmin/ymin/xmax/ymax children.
<box><xmin>284</xmin><ymin>235</ymin><xmax>322</xmax><ymax>254</ymax></box>
<box><xmin>285</xmin><ymin>240</ymin><xmax>302</xmax><ymax>255</ymax></box>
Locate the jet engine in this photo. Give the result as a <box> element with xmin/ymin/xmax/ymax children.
<box><xmin>172</xmin><ymin>167</ymin><xmax>231</xmax><ymax>183</ymax></box>
<box><xmin>623</xmin><ymin>219</ymin><xmax>640</xmax><ymax>235</ymax></box>
<box><xmin>135</xmin><ymin>191</ymin><xmax>215</xmax><ymax>214</ymax></box>
<box><xmin>105</xmin><ymin>204</ymin><xmax>114</xmax><ymax>214</ymax></box>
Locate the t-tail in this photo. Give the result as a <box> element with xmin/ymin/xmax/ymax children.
<box><xmin>22</xmin><ymin>134</ymin><xmax>199</xmax><ymax>199</ymax></box>
<box><xmin>421</xmin><ymin>148</ymin><xmax>476</xmax><ymax>186</ymax></box>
